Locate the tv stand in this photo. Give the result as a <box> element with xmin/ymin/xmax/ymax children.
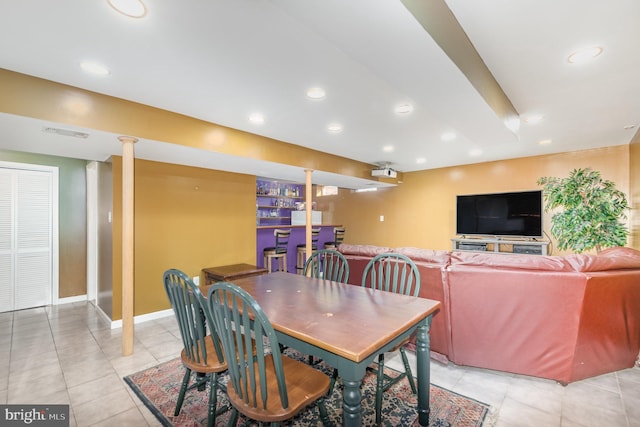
<box><xmin>452</xmin><ymin>237</ymin><xmax>549</xmax><ymax>255</ymax></box>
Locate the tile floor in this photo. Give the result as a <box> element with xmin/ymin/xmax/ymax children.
<box><xmin>0</xmin><ymin>302</ymin><xmax>638</xmax><ymax>426</ymax></box>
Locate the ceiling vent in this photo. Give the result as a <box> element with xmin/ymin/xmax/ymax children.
<box><xmin>42</xmin><ymin>126</ymin><xmax>89</xmax><ymax>138</ymax></box>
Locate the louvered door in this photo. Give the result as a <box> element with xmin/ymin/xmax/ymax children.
<box><xmin>0</xmin><ymin>167</ymin><xmax>52</xmax><ymax>312</ymax></box>
<box><xmin>0</xmin><ymin>170</ymin><xmax>13</xmax><ymax>312</ymax></box>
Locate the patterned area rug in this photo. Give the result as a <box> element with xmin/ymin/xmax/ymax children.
<box><xmin>124</xmin><ymin>350</ymin><xmax>489</xmax><ymax>427</ymax></box>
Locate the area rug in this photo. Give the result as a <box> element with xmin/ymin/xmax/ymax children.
<box><xmin>124</xmin><ymin>351</ymin><xmax>489</xmax><ymax>427</ymax></box>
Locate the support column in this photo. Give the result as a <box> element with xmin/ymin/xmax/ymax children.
<box><xmin>119</xmin><ymin>135</ymin><xmax>138</xmax><ymax>356</ymax></box>
<box><xmin>305</xmin><ymin>169</ymin><xmax>313</xmax><ymax>275</ymax></box>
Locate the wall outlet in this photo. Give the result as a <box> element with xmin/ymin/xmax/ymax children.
<box><xmin>379</xmin><ymin>215</ymin><xmax>384</xmax><ymax>222</ymax></box>
<box><xmin>192</xmin><ymin>276</ymin><xmax>200</xmax><ymax>286</ymax></box>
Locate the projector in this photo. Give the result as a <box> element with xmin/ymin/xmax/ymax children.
<box><xmin>371</xmin><ymin>168</ymin><xmax>397</xmax><ymax>178</ymax></box>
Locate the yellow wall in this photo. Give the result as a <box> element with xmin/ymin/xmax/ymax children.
<box><xmin>317</xmin><ymin>145</ymin><xmax>633</xmax><ymax>254</ymax></box>
<box><xmin>106</xmin><ymin>143</ymin><xmax>635</xmax><ymax>319</ymax></box>
<box><xmin>111</xmin><ymin>157</ymin><xmax>256</xmax><ymax>320</ymax></box>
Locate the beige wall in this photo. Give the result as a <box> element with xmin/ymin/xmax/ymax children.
<box><xmin>110</xmin><ymin>157</ymin><xmax>256</xmax><ymax>320</ymax></box>
<box><xmin>317</xmin><ymin>145</ymin><xmax>633</xmax><ymax>254</ymax></box>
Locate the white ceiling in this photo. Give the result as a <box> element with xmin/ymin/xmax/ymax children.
<box><xmin>0</xmin><ymin>0</ymin><xmax>639</xmax><ymax>189</ymax></box>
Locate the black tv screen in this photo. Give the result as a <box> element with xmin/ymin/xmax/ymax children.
<box><xmin>456</xmin><ymin>190</ymin><xmax>543</xmax><ymax>238</ymax></box>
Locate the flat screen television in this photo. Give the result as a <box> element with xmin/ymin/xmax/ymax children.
<box><xmin>456</xmin><ymin>190</ymin><xmax>543</xmax><ymax>238</ymax></box>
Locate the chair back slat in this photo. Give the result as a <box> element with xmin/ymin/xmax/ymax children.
<box><xmin>163</xmin><ymin>269</ymin><xmax>224</xmax><ymax>364</ymax></box>
<box><xmin>361</xmin><ymin>253</ymin><xmax>420</xmax><ymax>297</ymax></box>
<box><xmin>311</xmin><ymin>228</ymin><xmax>320</xmax><ymax>247</ymax></box>
<box><xmin>303</xmin><ymin>249</ymin><xmax>350</xmax><ymax>283</ymax></box>
<box><xmin>208</xmin><ymin>281</ymin><xmax>290</xmax><ymax>410</ymax></box>
<box><xmin>274</xmin><ymin>229</ymin><xmax>291</xmax><ymax>253</ymax></box>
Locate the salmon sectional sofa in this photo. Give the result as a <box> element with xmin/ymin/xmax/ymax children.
<box><xmin>337</xmin><ymin>244</ymin><xmax>640</xmax><ymax>384</ymax></box>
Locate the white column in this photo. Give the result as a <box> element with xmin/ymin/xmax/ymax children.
<box><xmin>119</xmin><ymin>135</ymin><xmax>138</xmax><ymax>356</ymax></box>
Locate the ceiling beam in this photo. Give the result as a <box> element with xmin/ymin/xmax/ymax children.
<box><xmin>401</xmin><ymin>0</ymin><xmax>520</xmax><ymax>132</ymax></box>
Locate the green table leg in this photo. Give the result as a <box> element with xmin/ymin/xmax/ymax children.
<box><xmin>342</xmin><ymin>378</ymin><xmax>362</xmax><ymax>426</ymax></box>
<box><xmin>336</xmin><ymin>361</ymin><xmax>369</xmax><ymax>426</ymax></box>
<box><xmin>416</xmin><ymin>316</ymin><xmax>433</xmax><ymax>426</ymax></box>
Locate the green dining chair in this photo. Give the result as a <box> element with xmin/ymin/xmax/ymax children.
<box><xmin>162</xmin><ymin>269</ymin><xmax>229</xmax><ymax>427</ymax></box>
<box><xmin>303</xmin><ymin>248</ymin><xmax>350</xmax><ymax>370</ymax></box>
<box><xmin>361</xmin><ymin>253</ymin><xmax>421</xmax><ymax>425</ymax></box>
<box><xmin>303</xmin><ymin>248</ymin><xmax>350</xmax><ymax>283</ymax></box>
<box><xmin>207</xmin><ymin>281</ymin><xmax>332</xmax><ymax>426</ymax></box>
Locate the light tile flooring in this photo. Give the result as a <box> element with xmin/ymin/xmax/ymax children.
<box><xmin>1</xmin><ymin>302</ymin><xmax>639</xmax><ymax>426</ymax></box>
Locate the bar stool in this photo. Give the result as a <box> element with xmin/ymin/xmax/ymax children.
<box><xmin>296</xmin><ymin>228</ymin><xmax>320</xmax><ymax>275</ymax></box>
<box><xmin>263</xmin><ymin>229</ymin><xmax>291</xmax><ymax>273</ymax></box>
<box><xmin>323</xmin><ymin>227</ymin><xmax>345</xmax><ymax>250</ymax></box>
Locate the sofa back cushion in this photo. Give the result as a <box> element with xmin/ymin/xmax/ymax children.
<box><xmin>565</xmin><ymin>247</ymin><xmax>640</xmax><ymax>272</ymax></box>
<box><xmin>394</xmin><ymin>247</ymin><xmax>451</xmax><ymax>265</ymax></box>
<box><xmin>337</xmin><ymin>244</ymin><xmax>392</xmax><ymax>257</ymax></box>
<box><xmin>450</xmin><ymin>251</ymin><xmax>574</xmax><ymax>271</ymax></box>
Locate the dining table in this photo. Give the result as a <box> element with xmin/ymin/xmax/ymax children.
<box><xmin>203</xmin><ymin>271</ymin><xmax>441</xmax><ymax>427</ymax></box>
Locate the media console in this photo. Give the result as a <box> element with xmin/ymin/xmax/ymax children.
<box><xmin>452</xmin><ymin>237</ymin><xmax>549</xmax><ymax>255</ymax></box>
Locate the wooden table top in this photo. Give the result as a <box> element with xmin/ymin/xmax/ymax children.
<box><xmin>202</xmin><ymin>263</ymin><xmax>267</xmax><ymax>280</ymax></box>
<box><xmin>203</xmin><ymin>272</ymin><xmax>440</xmax><ymax>363</ymax></box>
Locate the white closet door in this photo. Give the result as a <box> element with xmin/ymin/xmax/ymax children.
<box><xmin>0</xmin><ymin>170</ymin><xmax>13</xmax><ymax>312</ymax></box>
<box><xmin>15</xmin><ymin>171</ymin><xmax>52</xmax><ymax>309</ymax></box>
<box><xmin>0</xmin><ymin>167</ymin><xmax>52</xmax><ymax>312</ymax></box>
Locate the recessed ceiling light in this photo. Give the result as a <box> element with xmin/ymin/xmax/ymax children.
<box><xmin>441</xmin><ymin>132</ymin><xmax>456</xmax><ymax>141</ymax></box>
<box><xmin>80</xmin><ymin>61</ymin><xmax>110</xmax><ymax>76</ymax></box>
<box><xmin>416</xmin><ymin>157</ymin><xmax>427</xmax><ymax>164</ymax></box>
<box><xmin>568</xmin><ymin>46</ymin><xmax>603</xmax><ymax>64</ymax></box>
<box><xmin>107</xmin><ymin>0</ymin><xmax>147</xmax><ymax>18</ymax></box>
<box><xmin>538</xmin><ymin>139</ymin><xmax>552</xmax><ymax>145</ymax></box>
<box><xmin>249</xmin><ymin>113</ymin><xmax>265</xmax><ymax>124</ymax></box>
<box><xmin>306</xmin><ymin>87</ymin><xmax>326</xmax><ymax>100</ymax></box>
<box><xmin>327</xmin><ymin>123</ymin><xmax>343</xmax><ymax>133</ymax></box>
<box><xmin>524</xmin><ymin>114</ymin><xmax>544</xmax><ymax>124</ymax></box>
<box><xmin>382</xmin><ymin>145</ymin><xmax>394</xmax><ymax>152</ymax></box>
<box><xmin>394</xmin><ymin>103</ymin><xmax>413</xmax><ymax>114</ymax></box>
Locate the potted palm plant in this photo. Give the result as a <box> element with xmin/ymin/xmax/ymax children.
<box><xmin>536</xmin><ymin>168</ymin><xmax>629</xmax><ymax>253</ymax></box>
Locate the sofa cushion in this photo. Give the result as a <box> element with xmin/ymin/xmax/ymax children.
<box><xmin>450</xmin><ymin>251</ymin><xmax>574</xmax><ymax>271</ymax></box>
<box><xmin>394</xmin><ymin>247</ymin><xmax>450</xmax><ymax>264</ymax></box>
<box><xmin>337</xmin><ymin>243</ymin><xmax>392</xmax><ymax>257</ymax></box>
<box><xmin>565</xmin><ymin>247</ymin><xmax>640</xmax><ymax>272</ymax></box>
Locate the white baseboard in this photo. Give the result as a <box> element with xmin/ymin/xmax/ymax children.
<box><xmin>56</xmin><ymin>294</ymin><xmax>88</xmax><ymax>305</ymax></box>
<box><xmin>109</xmin><ymin>308</ymin><xmax>174</xmax><ymax>329</ymax></box>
